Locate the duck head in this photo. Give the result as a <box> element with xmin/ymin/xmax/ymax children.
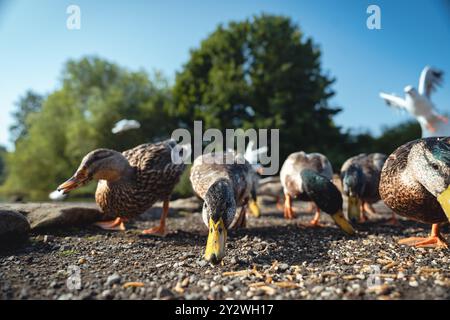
<box><xmin>411</xmin><ymin>138</ymin><xmax>450</xmax><ymax>222</ymax></box>
<box><xmin>57</xmin><ymin>149</ymin><xmax>131</xmax><ymax>194</ymax></box>
<box><xmin>202</xmin><ymin>179</ymin><xmax>236</xmax><ymax>264</ymax></box>
<box><xmin>301</xmin><ymin>169</ymin><xmax>355</xmax><ymax>235</ymax></box>
<box><xmin>341</xmin><ymin>164</ymin><xmax>365</xmax><ymax>223</ymax></box>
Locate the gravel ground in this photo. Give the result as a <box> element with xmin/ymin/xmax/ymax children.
<box><xmin>0</xmin><ymin>200</ymin><xmax>449</xmax><ymax>300</ymax></box>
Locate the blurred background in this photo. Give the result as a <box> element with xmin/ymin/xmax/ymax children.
<box><xmin>0</xmin><ymin>0</ymin><xmax>449</xmax><ymax>200</ymax></box>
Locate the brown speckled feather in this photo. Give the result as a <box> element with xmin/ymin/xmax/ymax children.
<box><xmin>95</xmin><ymin>140</ymin><xmax>185</xmax><ymax>218</ymax></box>
<box><xmin>379</xmin><ymin>139</ymin><xmax>447</xmax><ymax>224</ymax></box>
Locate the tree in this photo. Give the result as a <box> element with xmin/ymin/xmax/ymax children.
<box><xmin>2</xmin><ymin>56</ymin><xmax>176</xmax><ymax>200</ymax></box>
<box><xmin>173</xmin><ymin>14</ymin><xmax>343</xmax><ymax>163</ymax></box>
<box><xmin>374</xmin><ymin>121</ymin><xmax>420</xmax><ymax>155</ymax></box>
<box><xmin>0</xmin><ymin>146</ymin><xmax>7</xmax><ymax>185</ymax></box>
<box><xmin>9</xmin><ymin>91</ymin><xmax>44</xmax><ymax>144</ymax></box>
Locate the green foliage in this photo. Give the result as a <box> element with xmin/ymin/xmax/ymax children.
<box><xmin>173</xmin><ymin>14</ymin><xmax>342</xmax><ymax>162</ymax></box>
<box><xmin>0</xmin><ymin>146</ymin><xmax>7</xmax><ymax>185</ymax></box>
<box><xmin>172</xmin><ymin>165</ymin><xmax>194</xmax><ymax>199</ymax></box>
<box><xmin>1</xmin><ymin>56</ymin><xmax>175</xmax><ymax>200</ymax></box>
<box><xmin>9</xmin><ymin>91</ymin><xmax>44</xmax><ymax>144</ymax></box>
<box><xmin>373</xmin><ymin>121</ymin><xmax>421</xmax><ymax>155</ymax></box>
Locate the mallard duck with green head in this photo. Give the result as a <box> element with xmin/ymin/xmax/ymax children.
<box><xmin>190</xmin><ymin>151</ymin><xmax>260</xmax><ymax>264</ymax></box>
<box><xmin>380</xmin><ymin>137</ymin><xmax>450</xmax><ymax>248</ymax></box>
<box><xmin>280</xmin><ymin>151</ymin><xmax>354</xmax><ymax>234</ymax></box>
<box><xmin>57</xmin><ymin>140</ymin><xmax>186</xmax><ymax>235</ymax></box>
<box><xmin>340</xmin><ymin>153</ymin><xmax>393</xmax><ymax>224</ymax></box>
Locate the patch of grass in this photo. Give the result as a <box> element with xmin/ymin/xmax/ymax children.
<box><xmin>59</xmin><ymin>249</ymin><xmax>79</xmax><ymax>256</ymax></box>
<box><xmin>85</xmin><ymin>235</ymin><xmax>102</xmax><ymax>241</ymax></box>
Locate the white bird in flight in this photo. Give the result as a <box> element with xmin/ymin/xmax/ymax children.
<box><xmin>111</xmin><ymin>119</ymin><xmax>141</xmax><ymax>134</ymax></box>
<box><xmin>379</xmin><ymin>66</ymin><xmax>447</xmax><ymax>137</ymax></box>
<box><xmin>49</xmin><ymin>189</ymin><xmax>67</xmax><ymax>201</ymax></box>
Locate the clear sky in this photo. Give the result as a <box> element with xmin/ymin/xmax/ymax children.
<box><xmin>1</xmin><ymin>0</ymin><xmax>449</xmax><ymax>150</ymax></box>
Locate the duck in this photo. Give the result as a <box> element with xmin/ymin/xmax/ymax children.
<box><xmin>340</xmin><ymin>153</ymin><xmax>393</xmax><ymax>223</ymax></box>
<box><xmin>379</xmin><ymin>137</ymin><xmax>450</xmax><ymax>248</ymax></box>
<box><xmin>380</xmin><ymin>66</ymin><xmax>448</xmax><ymax>137</ymax></box>
<box><xmin>57</xmin><ymin>139</ymin><xmax>187</xmax><ymax>235</ymax></box>
<box><xmin>279</xmin><ymin>151</ymin><xmax>354</xmax><ymax>234</ymax></box>
<box><xmin>190</xmin><ymin>151</ymin><xmax>259</xmax><ymax>264</ymax></box>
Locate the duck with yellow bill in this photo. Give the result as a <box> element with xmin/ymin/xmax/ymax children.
<box><xmin>380</xmin><ymin>137</ymin><xmax>450</xmax><ymax>248</ymax></box>
<box><xmin>190</xmin><ymin>151</ymin><xmax>260</xmax><ymax>264</ymax></box>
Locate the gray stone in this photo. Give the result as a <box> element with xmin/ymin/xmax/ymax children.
<box><xmin>105</xmin><ymin>273</ymin><xmax>121</xmax><ymax>286</ymax></box>
<box><xmin>156</xmin><ymin>287</ymin><xmax>174</xmax><ymax>299</ymax></box>
<box><xmin>0</xmin><ymin>210</ymin><xmax>30</xmax><ymax>244</ymax></box>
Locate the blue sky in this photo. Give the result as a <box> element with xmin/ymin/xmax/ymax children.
<box><xmin>1</xmin><ymin>0</ymin><xmax>449</xmax><ymax>150</ymax></box>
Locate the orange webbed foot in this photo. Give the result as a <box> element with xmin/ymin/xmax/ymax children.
<box><xmin>308</xmin><ymin>211</ymin><xmax>323</xmax><ymax>227</ymax></box>
<box><xmin>426</xmin><ymin>122</ymin><xmax>437</xmax><ymax>133</ymax></box>
<box><xmin>94</xmin><ymin>217</ymin><xmax>126</xmax><ymax>231</ymax></box>
<box><xmin>438</xmin><ymin>115</ymin><xmax>448</xmax><ymax>124</ymax></box>
<box><xmin>398</xmin><ymin>236</ymin><xmax>448</xmax><ymax>249</ymax></box>
<box><xmin>142</xmin><ymin>225</ymin><xmax>167</xmax><ymax>237</ymax></box>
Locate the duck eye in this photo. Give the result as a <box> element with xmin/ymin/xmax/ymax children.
<box><xmin>431</xmin><ymin>163</ymin><xmax>439</xmax><ymax>170</ymax></box>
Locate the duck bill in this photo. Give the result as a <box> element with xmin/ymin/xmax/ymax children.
<box><xmin>331</xmin><ymin>210</ymin><xmax>355</xmax><ymax>235</ymax></box>
<box><xmin>347</xmin><ymin>196</ymin><xmax>361</xmax><ymax>223</ymax></box>
<box><xmin>248</xmin><ymin>199</ymin><xmax>261</xmax><ymax>218</ymax></box>
<box><xmin>204</xmin><ymin>217</ymin><xmax>227</xmax><ymax>264</ymax></box>
<box><xmin>437</xmin><ymin>186</ymin><xmax>450</xmax><ymax>222</ymax></box>
<box><xmin>57</xmin><ymin>176</ymin><xmax>83</xmax><ymax>194</ymax></box>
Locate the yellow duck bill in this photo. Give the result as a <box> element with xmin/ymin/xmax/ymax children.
<box><xmin>437</xmin><ymin>186</ymin><xmax>450</xmax><ymax>222</ymax></box>
<box><xmin>248</xmin><ymin>199</ymin><xmax>261</xmax><ymax>218</ymax></box>
<box><xmin>347</xmin><ymin>196</ymin><xmax>361</xmax><ymax>223</ymax></box>
<box><xmin>204</xmin><ymin>217</ymin><xmax>227</xmax><ymax>264</ymax></box>
<box><xmin>331</xmin><ymin>210</ymin><xmax>355</xmax><ymax>235</ymax></box>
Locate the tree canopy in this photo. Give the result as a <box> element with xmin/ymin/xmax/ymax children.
<box><xmin>173</xmin><ymin>14</ymin><xmax>342</xmax><ymax>161</ymax></box>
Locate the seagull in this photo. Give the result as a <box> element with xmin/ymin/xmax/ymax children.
<box><xmin>49</xmin><ymin>189</ymin><xmax>67</xmax><ymax>201</ymax></box>
<box><xmin>111</xmin><ymin>119</ymin><xmax>141</xmax><ymax>134</ymax></box>
<box><xmin>244</xmin><ymin>140</ymin><xmax>268</xmax><ymax>173</ymax></box>
<box><xmin>379</xmin><ymin>66</ymin><xmax>447</xmax><ymax>137</ymax></box>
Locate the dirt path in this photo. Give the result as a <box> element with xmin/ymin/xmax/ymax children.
<box><xmin>0</xmin><ymin>200</ymin><xmax>449</xmax><ymax>300</ymax></box>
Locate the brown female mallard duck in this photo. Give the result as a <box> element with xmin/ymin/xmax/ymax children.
<box><xmin>280</xmin><ymin>151</ymin><xmax>354</xmax><ymax>234</ymax></box>
<box><xmin>380</xmin><ymin>137</ymin><xmax>450</xmax><ymax>248</ymax></box>
<box><xmin>57</xmin><ymin>140</ymin><xmax>186</xmax><ymax>235</ymax></box>
<box><xmin>190</xmin><ymin>151</ymin><xmax>259</xmax><ymax>264</ymax></box>
<box><xmin>340</xmin><ymin>153</ymin><xmax>392</xmax><ymax>224</ymax></box>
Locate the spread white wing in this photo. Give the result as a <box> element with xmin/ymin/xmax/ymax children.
<box><xmin>418</xmin><ymin>66</ymin><xmax>444</xmax><ymax>98</ymax></box>
<box><xmin>379</xmin><ymin>92</ymin><xmax>408</xmax><ymax>111</ymax></box>
<box><xmin>112</xmin><ymin>119</ymin><xmax>141</xmax><ymax>134</ymax></box>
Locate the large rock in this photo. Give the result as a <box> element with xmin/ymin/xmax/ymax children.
<box><xmin>138</xmin><ymin>196</ymin><xmax>202</xmax><ymax>220</ymax></box>
<box><xmin>0</xmin><ymin>210</ymin><xmax>30</xmax><ymax>244</ymax></box>
<box><xmin>1</xmin><ymin>203</ymin><xmax>103</xmax><ymax>231</ymax></box>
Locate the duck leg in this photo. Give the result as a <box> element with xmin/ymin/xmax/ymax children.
<box><xmin>386</xmin><ymin>212</ymin><xmax>400</xmax><ymax>226</ymax></box>
<box><xmin>309</xmin><ymin>205</ymin><xmax>323</xmax><ymax>227</ymax></box>
<box><xmin>233</xmin><ymin>207</ymin><xmax>247</xmax><ymax>229</ymax></box>
<box><xmin>94</xmin><ymin>217</ymin><xmax>127</xmax><ymax>231</ymax></box>
<box><xmin>363</xmin><ymin>202</ymin><xmax>376</xmax><ymax>215</ymax></box>
<box><xmin>142</xmin><ymin>200</ymin><xmax>169</xmax><ymax>236</ymax></box>
<box><xmin>398</xmin><ymin>224</ymin><xmax>448</xmax><ymax>249</ymax></box>
<box><xmin>283</xmin><ymin>194</ymin><xmax>295</xmax><ymax>219</ymax></box>
<box><xmin>359</xmin><ymin>202</ymin><xmax>369</xmax><ymax>223</ymax></box>
<box><xmin>275</xmin><ymin>195</ymin><xmax>284</xmax><ymax>211</ymax></box>
<box><xmin>426</xmin><ymin>122</ymin><xmax>437</xmax><ymax>133</ymax></box>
